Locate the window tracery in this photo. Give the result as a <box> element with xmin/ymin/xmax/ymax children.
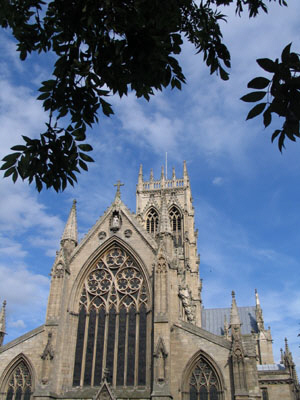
<box><xmin>188</xmin><ymin>357</ymin><xmax>221</xmax><ymax>400</ymax></box>
<box><xmin>169</xmin><ymin>206</ymin><xmax>182</xmax><ymax>246</ymax></box>
<box><xmin>73</xmin><ymin>245</ymin><xmax>150</xmax><ymax>388</ymax></box>
<box><xmin>5</xmin><ymin>361</ymin><xmax>32</xmax><ymax>400</ymax></box>
<box><xmin>146</xmin><ymin>209</ymin><xmax>159</xmax><ymax>234</ymax></box>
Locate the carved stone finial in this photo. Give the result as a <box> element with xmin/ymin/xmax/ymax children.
<box><xmin>61</xmin><ymin>200</ymin><xmax>78</xmax><ymax>246</ymax></box>
<box><xmin>114</xmin><ymin>180</ymin><xmax>124</xmax><ymax>200</ymax></box>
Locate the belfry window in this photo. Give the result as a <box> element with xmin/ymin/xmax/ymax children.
<box><xmin>4</xmin><ymin>361</ymin><xmax>32</xmax><ymax>400</ymax></box>
<box><xmin>169</xmin><ymin>206</ymin><xmax>182</xmax><ymax>246</ymax></box>
<box><xmin>73</xmin><ymin>245</ymin><xmax>150</xmax><ymax>388</ymax></box>
<box><xmin>146</xmin><ymin>209</ymin><xmax>159</xmax><ymax>234</ymax></box>
<box><xmin>188</xmin><ymin>357</ymin><xmax>221</xmax><ymax>400</ymax></box>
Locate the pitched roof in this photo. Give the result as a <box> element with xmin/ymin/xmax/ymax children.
<box><xmin>202</xmin><ymin>306</ymin><xmax>258</xmax><ymax>336</ymax></box>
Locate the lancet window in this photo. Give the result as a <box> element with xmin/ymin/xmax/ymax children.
<box><xmin>4</xmin><ymin>361</ymin><xmax>32</xmax><ymax>400</ymax></box>
<box><xmin>146</xmin><ymin>208</ymin><xmax>159</xmax><ymax>234</ymax></box>
<box><xmin>188</xmin><ymin>357</ymin><xmax>221</xmax><ymax>400</ymax></box>
<box><xmin>73</xmin><ymin>245</ymin><xmax>150</xmax><ymax>388</ymax></box>
<box><xmin>169</xmin><ymin>206</ymin><xmax>182</xmax><ymax>246</ymax></box>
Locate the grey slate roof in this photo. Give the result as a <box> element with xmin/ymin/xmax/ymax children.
<box><xmin>202</xmin><ymin>306</ymin><xmax>258</xmax><ymax>336</ymax></box>
<box><xmin>257</xmin><ymin>364</ymin><xmax>285</xmax><ymax>371</ymax></box>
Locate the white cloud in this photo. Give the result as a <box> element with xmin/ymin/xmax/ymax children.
<box><xmin>212</xmin><ymin>177</ymin><xmax>224</xmax><ymax>186</ymax></box>
<box><xmin>9</xmin><ymin>319</ymin><xmax>26</xmax><ymax>329</ymax></box>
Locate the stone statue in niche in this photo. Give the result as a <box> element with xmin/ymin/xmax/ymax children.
<box><xmin>41</xmin><ymin>332</ymin><xmax>55</xmax><ymax>384</ymax></box>
<box><xmin>178</xmin><ymin>284</ymin><xmax>195</xmax><ymax>323</ymax></box>
<box><xmin>154</xmin><ymin>337</ymin><xmax>168</xmax><ymax>384</ymax></box>
<box><xmin>110</xmin><ymin>211</ymin><xmax>121</xmax><ymax>232</ymax></box>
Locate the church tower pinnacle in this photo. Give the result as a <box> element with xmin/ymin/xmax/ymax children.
<box><xmin>0</xmin><ymin>300</ymin><xmax>6</xmax><ymax>347</ymax></box>
<box><xmin>61</xmin><ymin>200</ymin><xmax>78</xmax><ymax>247</ymax></box>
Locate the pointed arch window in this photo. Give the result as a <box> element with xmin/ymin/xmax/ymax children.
<box><xmin>146</xmin><ymin>208</ymin><xmax>159</xmax><ymax>234</ymax></box>
<box><xmin>73</xmin><ymin>245</ymin><xmax>150</xmax><ymax>388</ymax></box>
<box><xmin>4</xmin><ymin>361</ymin><xmax>33</xmax><ymax>400</ymax></box>
<box><xmin>169</xmin><ymin>206</ymin><xmax>182</xmax><ymax>246</ymax></box>
<box><xmin>188</xmin><ymin>357</ymin><xmax>221</xmax><ymax>400</ymax></box>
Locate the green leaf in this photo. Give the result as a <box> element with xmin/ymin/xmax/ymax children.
<box><xmin>246</xmin><ymin>103</ymin><xmax>266</xmax><ymax>120</ymax></box>
<box><xmin>78</xmin><ymin>144</ymin><xmax>93</xmax><ymax>152</ymax></box>
<box><xmin>247</xmin><ymin>77</ymin><xmax>270</xmax><ymax>89</ymax></box>
<box><xmin>263</xmin><ymin>108</ymin><xmax>272</xmax><ymax>127</ymax></box>
<box><xmin>79</xmin><ymin>159</ymin><xmax>88</xmax><ymax>171</ymax></box>
<box><xmin>281</xmin><ymin>43</ymin><xmax>292</xmax><ymax>63</ymax></box>
<box><xmin>257</xmin><ymin>58</ymin><xmax>277</xmax><ymax>73</ymax></box>
<box><xmin>219</xmin><ymin>66</ymin><xmax>229</xmax><ymax>81</ymax></box>
<box><xmin>37</xmin><ymin>92</ymin><xmax>50</xmax><ymax>100</ymax></box>
<box><xmin>10</xmin><ymin>145</ymin><xmax>26</xmax><ymax>151</ymax></box>
<box><xmin>241</xmin><ymin>91</ymin><xmax>266</xmax><ymax>103</ymax></box>
<box><xmin>271</xmin><ymin>129</ymin><xmax>281</xmax><ymax>143</ymax></box>
<box><xmin>79</xmin><ymin>152</ymin><xmax>94</xmax><ymax>162</ymax></box>
<box><xmin>3</xmin><ymin>167</ymin><xmax>15</xmax><ymax>177</ymax></box>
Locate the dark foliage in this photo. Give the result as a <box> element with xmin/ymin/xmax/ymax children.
<box><xmin>0</xmin><ymin>0</ymin><xmax>287</xmax><ymax>190</ymax></box>
<box><xmin>241</xmin><ymin>43</ymin><xmax>300</xmax><ymax>151</ymax></box>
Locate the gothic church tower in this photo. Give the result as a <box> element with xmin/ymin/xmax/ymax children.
<box><xmin>0</xmin><ymin>162</ymin><xmax>298</xmax><ymax>400</ymax></box>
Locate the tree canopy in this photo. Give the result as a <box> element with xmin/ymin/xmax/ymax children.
<box><xmin>0</xmin><ymin>0</ymin><xmax>294</xmax><ymax>192</ymax></box>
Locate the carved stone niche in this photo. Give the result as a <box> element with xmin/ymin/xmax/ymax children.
<box><xmin>154</xmin><ymin>337</ymin><xmax>168</xmax><ymax>384</ymax></box>
<box><xmin>110</xmin><ymin>211</ymin><xmax>122</xmax><ymax>232</ymax></box>
<box><xmin>41</xmin><ymin>332</ymin><xmax>55</xmax><ymax>385</ymax></box>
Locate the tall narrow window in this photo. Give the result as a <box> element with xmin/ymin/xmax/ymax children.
<box><xmin>146</xmin><ymin>209</ymin><xmax>159</xmax><ymax>234</ymax></box>
<box><xmin>4</xmin><ymin>361</ymin><xmax>33</xmax><ymax>400</ymax></box>
<box><xmin>261</xmin><ymin>388</ymin><xmax>269</xmax><ymax>400</ymax></box>
<box><xmin>169</xmin><ymin>206</ymin><xmax>182</xmax><ymax>246</ymax></box>
<box><xmin>73</xmin><ymin>245</ymin><xmax>150</xmax><ymax>388</ymax></box>
<box><xmin>189</xmin><ymin>357</ymin><xmax>221</xmax><ymax>400</ymax></box>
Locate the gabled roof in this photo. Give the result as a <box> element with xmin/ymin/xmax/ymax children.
<box><xmin>202</xmin><ymin>306</ymin><xmax>258</xmax><ymax>336</ymax></box>
<box><xmin>71</xmin><ymin>197</ymin><xmax>158</xmax><ymax>260</ymax></box>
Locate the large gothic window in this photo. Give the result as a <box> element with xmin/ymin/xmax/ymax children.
<box><xmin>169</xmin><ymin>206</ymin><xmax>182</xmax><ymax>246</ymax></box>
<box><xmin>189</xmin><ymin>357</ymin><xmax>221</xmax><ymax>400</ymax></box>
<box><xmin>73</xmin><ymin>245</ymin><xmax>150</xmax><ymax>388</ymax></box>
<box><xmin>4</xmin><ymin>361</ymin><xmax>32</xmax><ymax>400</ymax></box>
<box><xmin>146</xmin><ymin>209</ymin><xmax>159</xmax><ymax>234</ymax></box>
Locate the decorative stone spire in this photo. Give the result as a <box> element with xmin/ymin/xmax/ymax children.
<box><xmin>283</xmin><ymin>338</ymin><xmax>299</xmax><ymax>388</ymax></box>
<box><xmin>138</xmin><ymin>164</ymin><xmax>143</xmax><ymax>190</ymax></box>
<box><xmin>0</xmin><ymin>300</ymin><xmax>7</xmax><ymax>347</ymax></box>
<box><xmin>161</xmin><ymin>165</ymin><xmax>165</xmax><ymax>180</ymax></box>
<box><xmin>150</xmin><ymin>168</ymin><xmax>154</xmax><ymax>182</ymax></box>
<box><xmin>230</xmin><ymin>291</ymin><xmax>241</xmax><ymax>327</ymax></box>
<box><xmin>172</xmin><ymin>167</ymin><xmax>176</xmax><ymax>180</ymax></box>
<box><xmin>255</xmin><ymin>288</ymin><xmax>265</xmax><ymax>331</ymax></box>
<box><xmin>183</xmin><ymin>160</ymin><xmax>189</xmax><ymax>185</ymax></box>
<box><xmin>61</xmin><ymin>200</ymin><xmax>78</xmax><ymax>246</ymax></box>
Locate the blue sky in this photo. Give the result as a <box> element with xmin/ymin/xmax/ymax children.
<box><xmin>0</xmin><ymin>0</ymin><xmax>300</xmax><ymax>373</ymax></box>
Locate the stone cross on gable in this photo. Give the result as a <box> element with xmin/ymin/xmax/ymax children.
<box><xmin>114</xmin><ymin>180</ymin><xmax>124</xmax><ymax>199</ymax></box>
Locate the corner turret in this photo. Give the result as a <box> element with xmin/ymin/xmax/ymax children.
<box><xmin>60</xmin><ymin>199</ymin><xmax>78</xmax><ymax>257</ymax></box>
<box><xmin>0</xmin><ymin>300</ymin><xmax>6</xmax><ymax>346</ymax></box>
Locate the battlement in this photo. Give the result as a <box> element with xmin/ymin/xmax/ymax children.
<box><xmin>142</xmin><ymin>178</ymin><xmax>185</xmax><ymax>191</ymax></box>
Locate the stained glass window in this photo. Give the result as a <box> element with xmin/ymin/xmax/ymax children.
<box><xmin>169</xmin><ymin>206</ymin><xmax>182</xmax><ymax>246</ymax></box>
<box><xmin>189</xmin><ymin>357</ymin><xmax>221</xmax><ymax>400</ymax></box>
<box><xmin>73</xmin><ymin>245</ymin><xmax>150</xmax><ymax>388</ymax></box>
<box><xmin>146</xmin><ymin>209</ymin><xmax>159</xmax><ymax>234</ymax></box>
<box><xmin>4</xmin><ymin>361</ymin><xmax>32</xmax><ymax>400</ymax></box>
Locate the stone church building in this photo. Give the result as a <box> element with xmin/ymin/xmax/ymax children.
<box><xmin>0</xmin><ymin>162</ymin><xmax>299</xmax><ymax>400</ymax></box>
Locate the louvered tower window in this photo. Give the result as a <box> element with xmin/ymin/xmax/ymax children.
<box><xmin>73</xmin><ymin>245</ymin><xmax>150</xmax><ymax>388</ymax></box>
<box><xmin>169</xmin><ymin>206</ymin><xmax>182</xmax><ymax>246</ymax></box>
<box><xmin>189</xmin><ymin>357</ymin><xmax>221</xmax><ymax>400</ymax></box>
<box><xmin>146</xmin><ymin>209</ymin><xmax>159</xmax><ymax>234</ymax></box>
<box><xmin>4</xmin><ymin>361</ymin><xmax>32</xmax><ymax>400</ymax></box>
